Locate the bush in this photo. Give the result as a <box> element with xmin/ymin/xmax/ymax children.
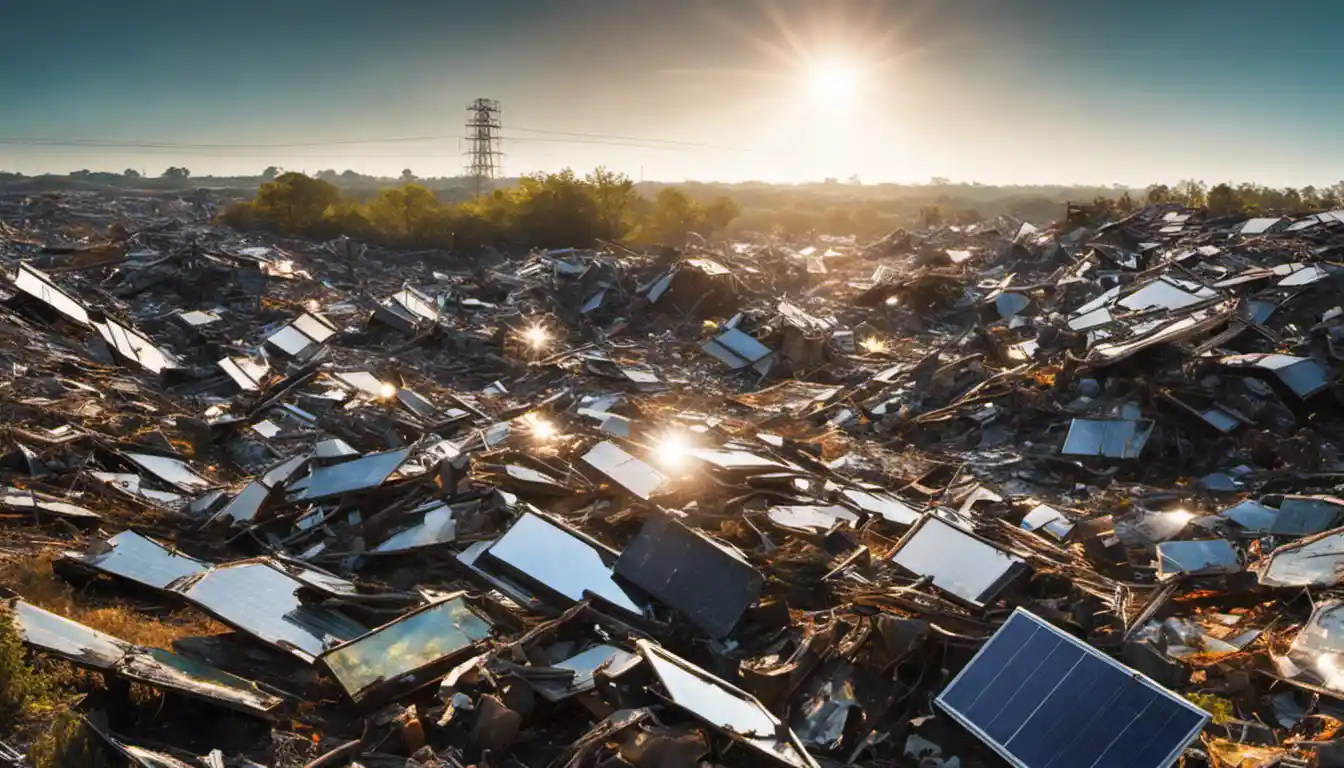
<box><xmin>0</xmin><ymin>605</ymin><xmax>52</xmax><ymax>726</ymax></box>
<box><xmin>218</xmin><ymin>167</ymin><xmax>741</xmax><ymax>251</ymax></box>
<box><xmin>27</xmin><ymin>709</ymin><xmax>104</xmax><ymax>768</ymax></box>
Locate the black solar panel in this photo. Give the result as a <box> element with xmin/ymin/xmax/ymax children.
<box><xmin>936</xmin><ymin>609</ymin><xmax>1208</xmax><ymax>768</ymax></box>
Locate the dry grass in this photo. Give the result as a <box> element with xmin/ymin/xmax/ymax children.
<box><xmin>0</xmin><ymin>549</ymin><xmax>226</xmax><ymax>649</ymax></box>
<box><xmin>0</xmin><ymin>605</ymin><xmax>55</xmax><ymax>727</ymax></box>
<box><xmin>25</xmin><ymin>708</ymin><xmax>107</xmax><ymax>768</ymax></box>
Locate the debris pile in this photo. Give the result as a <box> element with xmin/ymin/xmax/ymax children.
<box><xmin>4</xmin><ymin>193</ymin><xmax>1344</xmax><ymax>766</ymax></box>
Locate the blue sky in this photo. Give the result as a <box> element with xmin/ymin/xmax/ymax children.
<box><xmin>0</xmin><ymin>0</ymin><xmax>1337</xmax><ymax>185</ymax></box>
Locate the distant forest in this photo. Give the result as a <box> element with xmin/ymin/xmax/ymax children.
<box><xmin>1</xmin><ymin>167</ymin><xmax>1336</xmax><ymax>250</ymax></box>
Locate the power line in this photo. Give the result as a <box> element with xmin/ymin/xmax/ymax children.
<box><xmin>0</xmin><ymin>135</ymin><xmax>452</xmax><ymax>149</ymax></box>
<box><xmin>0</xmin><ymin>129</ymin><xmax>754</xmax><ymax>154</ymax></box>
<box><xmin>506</xmin><ymin>125</ymin><xmax>752</xmax><ymax>153</ymax></box>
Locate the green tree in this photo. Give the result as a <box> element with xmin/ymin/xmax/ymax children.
<box><xmin>513</xmin><ymin>169</ymin><xmax>601</xmax><ymax>247</ymax></box>
<box><xmin>702</xmin><ymin>196</ymin><xmax>742</xmax><ymax>233</ymax></box>
<box><xmin>366</xmin><ymin>184</ymin><xmax>445</xmax><ymax>241</ymax></box>
<box><xmin>586</xmin><ymin>166</ymin><xmax>636</xmax><ymax>241</ymax></box>
<box><xmin>1174</xmin><ymin>179</ymin><xmax>1206</xmax><ymax>207</ymax></box>
<box><xmin>645</xmin><ymin>187</ymin><xmax>703</xmax><ymax>245</ymax></box>
<box><xmin>1282</xmin><ymin>187</ymin><xmax>1304</xmax><ymax>215</ymax></box>
<box><xmin>400</xmin><ymin>168</ymin><xmax>416</xmax><ymax>184</ymax></box>
<box><xmin>123</xmin><ymin>168</ymin><xmax>140</xmax><ymax>179</ymax></box>
<box><xmin>1320</xmin><ymin>185</ymin><xmax>1342</xmax><ymax>211</ymax></box>
<box><xmin>1302</xmin><ymin>185</ymin><xmax>1320</xmax><ymax>211</ymax></box>
<box><xmin>322</xmin><ymin>200</ymin><xmax>375</xmax><ymax>239</ymax></box>
<box><xmin>1206</xmin><ymin>183</ymin><xmax>1238</xmax><ymax>216</ymax></box>
<box><xmin>1329</xmin><ymin>182</ymin><xmax>1344</xmax><ymax>210</ymax></box>
<box><xmin>1145</xmin><ymin>184</ymin><xmax>1171</xmax><ymax>205</ymax></box>
<box><xmin>252</xmin><ymin>172</ymin><xmax>342</xmax><ymax>233</ymax></box>
<box><xmin>161</xmin><ymin>166</ymin><xmax>191</xmax><ymax>181</ymax></box>
<box><xmin>261</xmin><ymin>166</ymin><xmax>280</xmax><ymax>181</ymax></box>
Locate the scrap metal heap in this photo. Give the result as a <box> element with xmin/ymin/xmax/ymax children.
<box><xmin>5</xmin><ymin>192</ymin><xmax>1344</xmax><ymax>766</ymax></box>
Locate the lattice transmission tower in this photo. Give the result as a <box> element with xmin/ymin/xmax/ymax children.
<box><xmin>465</xmin><ymin>98</ymin><xmax>503</xmax><ymax>193</ymax></box>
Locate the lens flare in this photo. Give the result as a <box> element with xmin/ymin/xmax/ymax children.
<box><xmin>523</xmin><ymin>412</ymin><xmax>557</xmax><ymax>441</ymax></box>
<box><xmin>859</xmin><ymin>337</ymin><xmax>889</xmax><ymax>354</ymax></box>
<box><xmin>655</xmin><ymin>432</ymin><xmax>691</xmax><ymax>468</ymax></box>
<box><xmin>523</xmin><ymin>325</ymin><xmax>550</xmax><ymax>349</ymax></box>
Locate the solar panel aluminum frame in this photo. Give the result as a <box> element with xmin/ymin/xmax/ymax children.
<box><xmin>935</xmin><ymin>608</ymin><xmax>1209</xmax><ymax>768</ymax></box>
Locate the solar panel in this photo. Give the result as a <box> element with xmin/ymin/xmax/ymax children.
<box><xmin>936</xmin><ymin>609</ymin><xmax>1207</xmax><ymax>768</ymax></box>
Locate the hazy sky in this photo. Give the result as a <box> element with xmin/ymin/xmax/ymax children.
<box><xmin>0</xmin><ymin>0</ymin><xmax>1336</xmax><ymax>185</ymax></box>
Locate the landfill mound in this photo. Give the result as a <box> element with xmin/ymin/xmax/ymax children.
<box><xmin>2</xmin><ymin>190</ymin><xmax>1343</xmax><ymax>767</ymax></box>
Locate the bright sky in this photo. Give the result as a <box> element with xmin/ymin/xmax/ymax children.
<box><xmin>0</xmin><ymin>0</ymin><xmax>1338</xmax><ymax>186</ymax></box>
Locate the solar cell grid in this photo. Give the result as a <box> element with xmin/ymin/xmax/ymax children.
<box><xmin>936</xmin><ymin>609</ymin><xmax>1207</xmax><ymax>768</ymax></box>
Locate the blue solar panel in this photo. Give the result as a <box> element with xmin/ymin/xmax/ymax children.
<box><xmin>936</xmin><ymin>609</ymin><xmax>1208</xmax><ymax>768</ymax></box>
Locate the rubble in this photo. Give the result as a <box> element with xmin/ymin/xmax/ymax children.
<box><xmin>7</xmin><ymin>193</ymin><xmax>1344</xmax><ymax>766</ymax></box>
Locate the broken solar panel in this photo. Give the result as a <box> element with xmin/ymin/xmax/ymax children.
<box><xmin>768</xmin><ymin>505</ymin><xmax>859</xmax><ymax>533</ymax></box>
<box><xmin>0</xmin><ymin>487</ymin><xmax>100</xmax><ymax>522</ymax></box>
<box><xmin>170</xmin><ymin>560</ymin><xmax>368</xmax><ymax>663</ymax></box>
<box><xmin>1222</xmin><ymin>497</ymin><xmax>1343</xmax><ymax>537</ymax></box>
<box><xmin>287</xmin><ymin>447</ymin><xmax>410</xmax><ymax>501</ymax></box>
<box><xmin>1020</xmin><ymin>504</ymin><xmax>1074</xmax><ymax>542</ymax></box>
<box><xmin>1156</xmin><ymin>540</ymin><xmax>1241</xmax><ymax>579</ymax></box>
<box><xmin>615</xmin><ymin>512</ymin><xmax>762</xmax><ymax>638</ymax></box>
<box><xmin>373</xmin><ymin>501</ymin><xmax>457</xmax><ymax>553</ymax></box>
<box><xmin>1219</xmin><ymin>353</ymin><xmax>1330</xmax><ymax>399</ymax></box>
<box><xmin>92</xmin><ymin>472</ymin><xmax>184</xmax><ymax>508</ymax></box>
<box><xmin>177</xmin><ymin>309</ymin><xmax>221</xmax><ymax>327</ymax></box>
<box><xmin>522</xmin><ymin>644</ymin><xmax>642</xmax><ymax>702</ymax></box>
<box><xmin>936</xmin><ymin>609</ymin><xmax>1208</xmax><ymax>768</ymax></box>
<box><xmin>456</xmin><ymin>539</ymin><xmax>548</xmax><ymax>612</ymax></box>
<box><xmin>994</xmin><ymin>292</ymin><xmax>1029</xmax><ymax>319</ymax></box>
<box><xmin>1273</xmin><ymin>600</ymin><xmax>1344</xmax><ymax>696</ymax></box>
<box><xmin>888</xmin><ymin>515</ymin><xmax>1026</xmax><ymax>608</ymax></box>
<box><xmin>580</xmin><ymin>441</ymin><xmax>668</xmax><ymax>500</ymax></box>
<box><xmin>639</xmin><ymin>640</ymin><xmax>818</xmax><ymax>768</ymax></box>
<box><xmin>11</xmin><ymin>263</ymin><xmax>90</xmax><ymax>326</ymax></box>
<box><xmin>320</xmin><ymin>594</ymin><xmax>491</xmax><ymax>705</ymax></box>
<box><xmin>1241</xmin><ymin>217</ymin><xmax>1286</xmax><ymax>236</ymax></box>
<box><xmin>210</xmin><ymin>481</ymin><xmax>272</xmax><ymax>527</ymax></box>
<box><xmin>841</xmin><ymin>488</ymin><xmax>922</xmax><ymax>525</ymax></box>
<box><xmin>61</xmin><ymin>530</ymin><xmax>207</xmax><ymax>590</ymax></box>
<box><xmin>1256</xmin><ymin>527</ymin><xmax>1344</xmax><ymax>588</ymax></box>
<box><xmin>93</xmin><ymin>315</ymin><xmax>181</xmax><ymax>374</ymax></box>
<box><xmin>702</xmin><ymin>328</ymin><xmax>774</xmax><ymax>372</ymax></box>
<box><xmin>266</xmin><ymin>311</ymin><xmax>337</xmax><ymax>359</ymax></box>
<box><xmin>690</xmin><ymin>447</ymin><xmax>793</xmax><ymax>473</ymax></box>
<box><xmin>9</xmin><ymin>600</ymin><xmax>282</xmax><ymax>719</ymax></box>
<box><xmin>1062</xmin><ymin>418</ymin><xmax>1154</xmax><ymax>459</ymax></box>
<box><xmin>219</xmin><ymin>356</ymin><xmax>269</xmax><ymax>391</ymax></box>
<box><xmin>334</xmin><ymin>370</ymin><xmax>385</xmax><ymax>398</ymax></box>
<box><xmin>483</xmin><ymin>510</ymin><xmax>648</xmax><ymax>616</ymax></box>
<box><xmin>374</xmin><ymin>286</ymin><xmax>439</xmax><ymax>333</ymax></box>
<box><xmin>123</xmin><ymin>453</ymin><xmax>211</xmax><ymax>492</ymax></box>
<box><xmin>1118</xmin><ymin>277</ymin><xmax>1218</xmax><ymax>312</ymax></box>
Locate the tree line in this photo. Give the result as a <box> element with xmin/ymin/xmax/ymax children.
<box><xmin>1139</xmin><ymin>180</ymin><xmax>1344</xmax><ymax>217</ymax></box>
<box><xmin>219</xmin><ymin>168</ymin><xmax>741</xmax><ymax>250</ymax></box>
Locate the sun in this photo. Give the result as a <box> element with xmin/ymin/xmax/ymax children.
<box><xmin>807</xmin><ymin>64</ymin><xmax>859</xmax><ymax>105</ymax></box>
